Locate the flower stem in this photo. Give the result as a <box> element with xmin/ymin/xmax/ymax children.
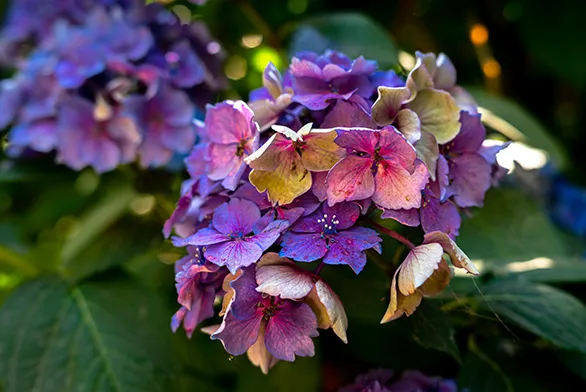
<box><xmin>313</xmin><ymin>261</ymin><xmax>325</xmax><ymax>275</ymax></box>
<box><xmin>368</xmin><ymin>220</ymin><xmax>415</xmax><ymax>249</ymax></box>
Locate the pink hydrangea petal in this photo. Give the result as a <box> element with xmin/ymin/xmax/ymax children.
<box><xmin>206</xmin><ymin>143</ymin><xmax>240</xmax><ymax>181</ymax></box>
<box><xmin>323</xmin><ymin>202</ymin><xmax>362</xmax><ymax>230</ymax></box>
<box><xmin>280</xmin><ymin>233</ymin><xmax>328</xmax><ymax>262</ymax></box>
<box><xmin>378</xmin><ymin>126</ymin><xmax>417</xmax><ymax>172</ymax></box>
<box><xmin>326</xmin><ymin>155</ymin><xmax>375</xmax><ymax>206</ymax></box>
<box><xmin>311</xmin><ymin>171</ymin><xmax>328</xmax><ymax>202</ymax></box>
<box><xmin>204</xmin><ymin>101</ymin><xmax>255</xmax><ymax>144</ymax></box>
<box><xmin>334</xmin><ymin>127</ymin><xmax>378</xmax><ymax>153</ymax></box>
<box><xmin>372</xmin><ymin>160</ymin><xmax>428</xmax><ymax>210</ymax></box>
<box><xmin>264</xmin><ymin>301</ymin><xmax>318</xmax><ymax>361</ymax></box>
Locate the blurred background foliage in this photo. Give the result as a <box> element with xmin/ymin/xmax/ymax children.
<box><xmin>1</xmin><ymin>0</ymin><xmax>586</xmax><ymax>391</ymax></box>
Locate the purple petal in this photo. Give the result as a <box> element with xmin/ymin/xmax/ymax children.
<box><xmin>326</xmin><ymin>155</ymin><xmax>376</xmax><ymax>206</ymax></box>
<box><xmin>211</xmin><ymin>310</ymin><xmax>263</xmax><ymax>356</ymax></box>
<box><xmin>173</xmin><ymin>228</ymin><xmax>228</xmax><ymax>247</ymax></box>
<box><xmin>321</xmin><ymin>100</ymin><xmax>377</xmax><ymax>128</ymax></box>
<box><xmin>206</xmin><ymin>143</ymin><xmax>240</xmax><ymax>181</ymax></box>
<box><xmin>381</xmin><ymin>208</ymin><xmax>420</xmax><ymax>227</ymax></box>
<box><xmin>212</xmin><ymin>198</ymin><xmax>261</xmax><ymax>235</ymax></box>
<box><xmin>229</xmin><ymin>266</ymin><xmax>264</xmax><ymax>319</ymax></box>
<box><xmin>280</xmin><ymin>233</ymin><xmax>328</xmax><ymax>262</ymax></box>
<box><xmin>450</xmin><ymin>111</ymin><xmax>485</xmax><ymax>153</ymax></box>
<box><xmin>250</xmin><ymin>220</ymin><xmax>290</xmax><ymax>250</ymax></box>
<box><xmin>420</xmin><ymin>196</ymin><xmax>461</xmax><ymax>239</ymax></box>
<box><xmin>323</xmin><ymin>202</ymin><xmax>362</xmax><ymax>230</ymax></box>
<box><xmin>204</xmin><ymin>240</ymin><xmax>264</xmax><ymax>274</ymax></box>
<box><xmin>334</xmin><ymin>128</ymin><xmax>378</xmax><ymax>153</ymax></box>
<box><xmin>264</xmin><ymin>301</ymin><xmax>318</xmax><ymax>361</ymax></box>
<box><xmin>323</xmin><ymin>228</ymin><xmax>381</xmax><ymax>273</ymax></box>
<box><xmin>311</xmin><ymin>171</ymin><xmax>328</xmax><ymax>202</ymax></box>
<box><xmin>448</xmin><ymin>153</ymin><xmax>491</xmax><ymax>207</ymax></box>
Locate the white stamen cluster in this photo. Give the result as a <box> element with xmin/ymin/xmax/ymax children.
<box><xmin>316</xmin><ymin>213</ymin><xmax>340</xmax><ymax>231</ymax></box>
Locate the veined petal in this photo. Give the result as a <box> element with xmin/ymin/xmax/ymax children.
<box><xmin>448</xmin><ymin>153</ymin><xmax>491</xmax><ymax>207</ymax></box>
<box><xmin>212</xmin><ymin>198</ymin><xmax>261</xmax><ymax>235</ymax></box>
<box><xmin>372</xmin><ymin>160</ymin><xmax>428</xmax><ymax>210</ymax></box>
<box><xmin>280</xmin><ymin>232</ymin><xmax>328</xmax><ymax>262</ymax></box>
<box><xmin>407</xmin><ymin>89</ymin><xmax>461</xmax><ymax>144</ymax></box>
<box><xmin>204</xmin><ymin>240</ymin><xmax>264</xmax><ymax>274</ymax></box>
<box><xmin>326</xmin><ymin>155</ymin><xmax>375</xmax><ymax>206</ymax></box>
<box><xmin>301</xmin><ymin>130</ymin><xmax>344</xmax><ymax>172</ymax></box>
<box><xmin>397</xmin><ymin>243</ymin><xmax>444</xmax><ymax>296</ymax></box>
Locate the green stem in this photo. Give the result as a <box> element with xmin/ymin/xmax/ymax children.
<box><xmin>0</xmin><ymin>245</ymin><xmax>38</xmax><ymax>276</ymax></box>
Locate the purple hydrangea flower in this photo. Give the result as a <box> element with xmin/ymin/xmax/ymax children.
<box><xmin>211</xmin><ymin>265</ymin><xmax>319</xmax><ymax>361</ymax></box>
<box><xmin>171</xmin><ymin>246</ymin><xmax>228</xmax><ymax>338</ymax></box>
<box><xmin>340</xmin><ymin>369</ymin><xmax>458</xmax><ymax>392</ymax></box>
<box><xmin>290</xmin><ymin>50</ymin><xmax>377</xmax><ymax>110</ymax></box>
<box><xmin>200</xmin><ymin>101</ymin><xmax>259</xmax><ymax>190</ymax></box>
<box><xmin>125</xmin><ymin>82</ymin><xmax>196</xmax><ymax>167</ymax></box>
<box><xmin>174</xmin><ymin>198</ymin><xmax>289</xmax><ymax>273</ymax></box>
<box><xmin>146</xmin><ymin>39</ymin><xmax>205</xmax><ymax>88</ymax></box>
<box><xmin>442</xmin><ymin>111</ymin><xmax>492</xmax><ymax>207</ymax></box>
<box><xmin>326</xmin><ymin>126</ymin><xmax>429</xmax><ymax>210</ymax></box>
<box><xmin>280</xmin><ymin>202</ymin><xmax>382</xmax><ymax>273</ymax></box>
<box><xmin>339</xmin><ymin>368</ymin><xmax>394</xmax><ymax>392</ymax></box>
<box><xmin>55</xmin><ymin>95</ymin><xmax>141</xmax><ymax>173</ymax></box>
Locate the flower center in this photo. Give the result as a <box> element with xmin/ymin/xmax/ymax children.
<box><xmin>236</xmin><ymin>139</ymin><xmax>248</xmax><ymax>157</ymax></box>
<box><xmin>328</xmin><ymin>83</ymin><xmax>340</xmax><ymax>93</ymax></box>
<box><xmin>317</xmin><ymin>213</ymin><xmax>340</xmax><ymax>236</ymax></box>
<box><xmin>256</xmin><ymin>296</ymin><xmax>284</xmax><ymax>320</ymax></box>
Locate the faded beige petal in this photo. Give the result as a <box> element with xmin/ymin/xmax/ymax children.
<box><xmin>247</xmin><ymin>323</ymin><xmax>279</xmax><ymax>374</ymax></box>
<box><xmin>397</xmin><ymin>243</ymin><xmax>444</xmax><ymax>296</ymax></box>
<box><xmin>371</xmin><ymin>86</ymin><xmax>412</xmax><ymax>126</ymax></box>
<box><xmin>423</xmin><ymin>231</ymin><xmax>479</xmax><ymax>275</ymax></box>
<box><xmin>415</xmin><ymin>131</ymin><xmax>439</xmax><ymax>181</ymax></box>
<box><xmin>408</xmin><ymin>89</ymin><xmax>461</xmax><ymax>144</ymax></box>
<box><xmin>315</xmin><ymin>280</ymin><xmax>348</xmax><ymax>343</ymax></box>
<box><xmin>396</xmin><ymin>108</ymin><xmax>422</xmax><ymax>144</ymax></box>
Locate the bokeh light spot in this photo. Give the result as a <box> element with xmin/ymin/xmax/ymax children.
<box><xmin>482</xmin><ymin>58</ymin><xmax>501</xmax><ymax>78</ymax></box>
<box><xmin>251</xmin><ymin>47</ymin><xmax>282</xmax><ymax>72</ymax></box>
<box><xmin>241</xmin><ymin>34</ymin><xmax>263</xmax><ymax>49</ymax></box>
<box><xmin>225</xmin><ymin>55</ymin><xmax>247</xmax><ymax>80</ymax></box>
<box><xmin>288</xmin><ymin>0</ymin><xmax>308</xmax><ymax>15</ymax></box>
<box><xmin>470</xmin><ymin>24</ymin><xmax>489</xmax><ymax>46</ymax></box>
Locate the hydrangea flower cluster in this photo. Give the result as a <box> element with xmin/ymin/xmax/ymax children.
<box><xmin>339</xmin><ymin>368</ymin><xmax>458</xmax><ymax>392</ymax></box>
<box><xmin>0</xmin><ymin>0</ymin><xmax>226</xmax><ymax>172</ymax></box>
<box><xmin>166</xmin><ymin>50</ymin><xmax>509</xmax><ymax>372</ymax></box>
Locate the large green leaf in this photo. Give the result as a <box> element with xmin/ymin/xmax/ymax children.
<box><xmin>289</xmin><ymin>13</ymin><xmax>398</xmax><ymax>67</ymax></box>
<box><xmin>0</xmin><ymin>275</ymin><xmax>174</xmax><ymax>392</ymax></box>
<box><xmin>458</xmin><ymin>349</ymin><xmax>514</xmax><ymax>392</ymax></box>
<box><xmin>467</xmin><ymin>88</ymin><xmax>567</xmax><ymax>168</ymax></box>
<box><xmin>407</xmin><ymin>301</ymin><xmax>461</xmax><ymax>362</ymax></box>
<box><xmin>477</xmin><ymin>281</ymin><xmax>586</xmax><ymax>353</ymax></box>
<box><xmin>458</xmin><ymin>188</ymin><xmax>570</xmax><ymax>262</ymax></box>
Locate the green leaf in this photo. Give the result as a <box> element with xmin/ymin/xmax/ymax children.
<box><xmin>60</xmin><ymin>182</ymin><xmax>135</xmax><ymax>274</ymax></box>
<box><xmin>557</xmin><ymin>350</ymin><xmax>586</xmax><ymax>381</ymax></box>
<box><xmin>458</xmin><ymin>339</ymin><xmax>515</xmax><ymax>392</ymax></box>
<box><xmin>407</xmin><ymin>301</ymin><xmax>461</xmax><ymax>362</ymax></box>
<box><xmin>0</xmin><ymin>275</ymin><xmax>174</xmax><ymax>392</ymax></box>
<box><xmin>235</xmin><ymin>354</ymin><xmax>320</xmax><ymax>392</ymax></box>
<box><xmin>290</xmin><ymin>13</ymin><xmax>398</xmax><ymax>67</ymax></box>
<box><xmin>476</xmin><ymin>281</ymin><xmax>586</xmax><ymax>353</ymax></box>
<box><xmin>496</xmin><ymin>257</ymin><xmax>586</xmax><ymax>284</ymax></box>
<box><xmin>467</xmin><ymin>88</ymin><xmax>567</xmax><ymax>168</ymax></box>
<box><xmin>458</xmin><ymin>188</ymin><xmax>570</xmax><ymax>262</ymax></box>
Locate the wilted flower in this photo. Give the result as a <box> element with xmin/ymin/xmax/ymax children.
<box><xmin>246</xmin><ymin>123</ymin><xmax>343</xmax><ymax>205</ymax></box>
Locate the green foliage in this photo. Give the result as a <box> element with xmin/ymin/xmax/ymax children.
<box><xmin>0</xmin><ymin>275</ymin><xmax>174</xmax><ymax>392</ymax></box>
<box><xmin>476</xmin><ymin>281</ymin><xmax>586</xmax><ymax>353</ymax></box>
<box><xmin>289</xmin><ymin>12</ymin><xmax>398</xmax><ymax>68</ymax></box>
